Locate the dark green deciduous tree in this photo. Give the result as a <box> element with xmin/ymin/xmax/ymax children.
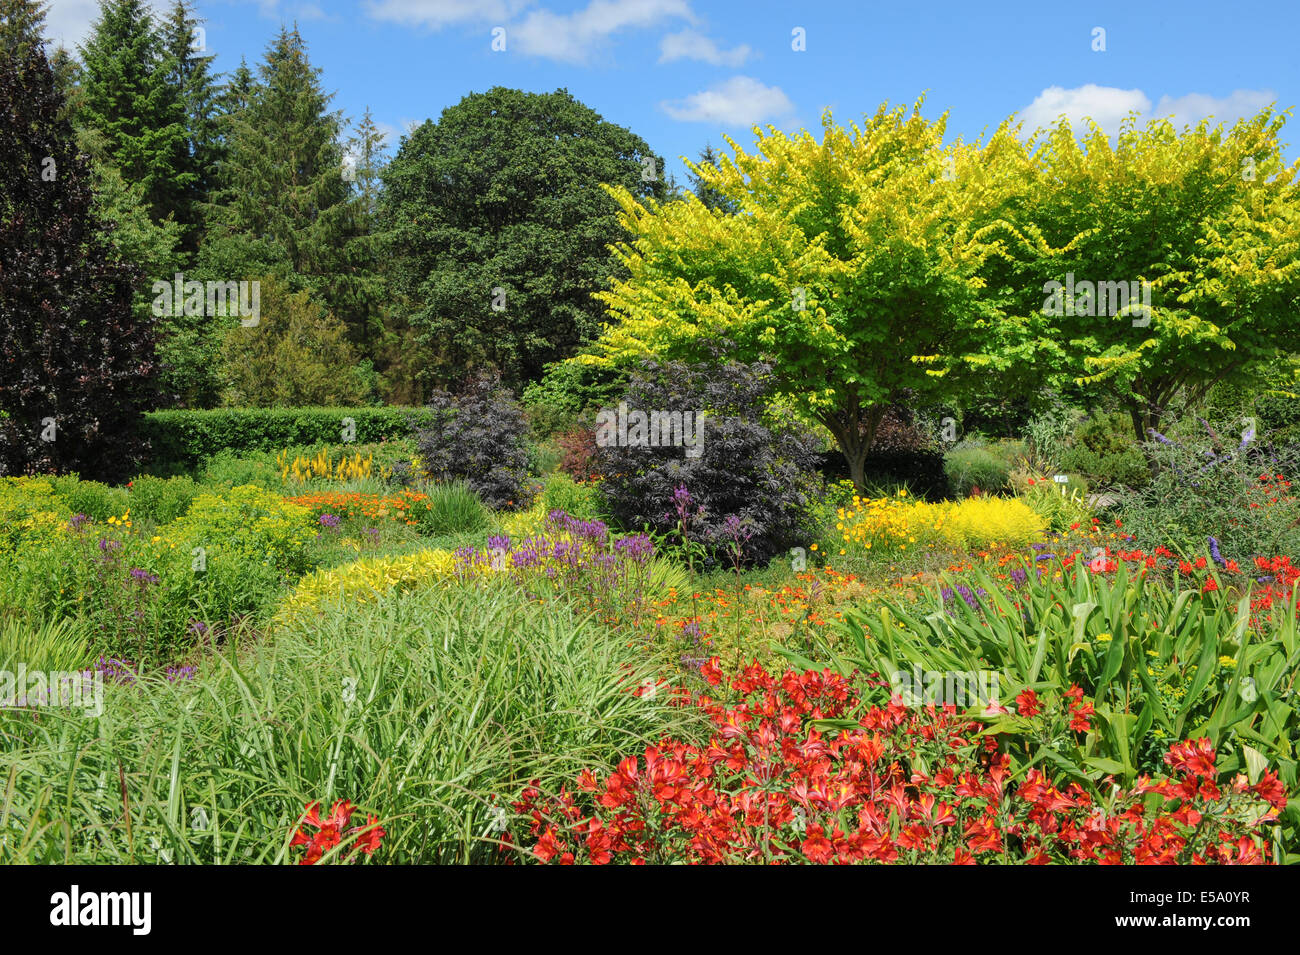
<box><xmin>380</xmin><ymin>87</ymin><xmax>669</xmax><ymax>390</ymax></box>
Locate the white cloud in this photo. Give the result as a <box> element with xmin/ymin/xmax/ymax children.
<box><xmin>1148</xmin><ymin>89</ymin><xmax>1276</xmax><ymax>130</ymax></box>
<box><xmin>1017</xmin><ymin>84</ymin><xmax>1277</xmax><ymax>138</ymax></box>
<box><xmin>658</xmin><ymin>28</ymin><xmax>749</xmax><ymax>66</ymax></box>
<box><xmin>1017</xmin><ymin>84</ymin><xmax>1151</xmax><ymax>137</ymax></box>
<box><xmin>660</xmin><ymin>76</ymin><xmax>793</xmax><ymax>126</ymax></box>
<box><xmin>366</xmin><ymin>0</ymin><xmax>737</xmax><ymax>64</ymax></box>
<box><xmin>364</xmin><ymin>0</ymin><xmax>530</xmax><ymax>28</ymax></box>
<box><xmin>512</xmin><ymin>0</ymin><xmax>695</xmax><ymax>63</ymax></box>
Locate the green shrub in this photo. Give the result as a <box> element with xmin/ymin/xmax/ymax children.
<box><xmin>521</xmin><ymin>360</ymin><xmax>627</xmax><ymax>440</ymax></box>
<box><xmin>168</xmin><ymin>485</ymin><xmax>317</xmax><ymax>577</ymax></box>
<box><xmin>528</xmin><ymin>440</ymin><xmax>561</xmax><ymax>477</ymax></box>
<box><xmin>49</xmin><ymin>476</ymin><xmax>130</xmax><ymax>521</ymax></box>
<box><xmin>0</xmin><ymin>583</ymin><xmax>699</xmax><ymax>863</ymax></box>
<box><xmin>126</xmin><ymin>474</ymin><xmax>199</xmax><ymax>525</ymax></box>
<box><xmin>538</xmin><ymin>473</ymin><xmax>605</xmax><ymax>520</ymax></box>
<box><xmin>943</xmin><ymin>446</ymin><xmax>1011</xmax><ymax>497</ymax></box>
<box><xmin>1059</xmin><ymin>412</ymin><xmax>1150</xmax><ymax>489</ymax></box>
<box><xmin>201</xmin><ymin>450</ymin><xmax>283</xmax><ymax>489</ymax></box>
<box><xmin>1118</xmin><ymin>418</ymin><xmax>1300</xmax><ymax>560</ymax></box>
<box><xmin>1205</xmin><ymin>356</ymin><xmax>1300</xmax><ymax>449</ymax></box>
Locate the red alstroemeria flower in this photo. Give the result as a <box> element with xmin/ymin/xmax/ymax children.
<box><xmin>1015</xmin><ymin>688</ymin><xmax>1041</xmax><ymax>717</ymax></box>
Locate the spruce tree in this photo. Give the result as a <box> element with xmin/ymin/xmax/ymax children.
<box><xmin>212</xmin><ymin>25</ymin><xmax>349</xmax><ymax>281</ymax></box>
<box><xmin>193</xmin><ymin>31</ymin><xmax>362</xmax><ymax>405</ymax></box>
<box><xmin>337</xmin><ymin>106</ymin><xmax>388</xmax><ymax>352</ymax></box>
<box><xmin>77</xmin><ymin>0</ymin><xmax>192</xmax><ymax>226</ymax></box>
<box><xmin>200</xmin><ymin>57</ymin><xmax>252</xmax><ymax>232</ymax></box>
<box><xmin>159</xmin><ymin>0</ymin><xmax>219</xmax><ymax>254</ymax></box>
<box><xmin>0</xmin><ymin>0</ymin><xmax>44</xmax><ymax>60</ymax></box>
<box><xmin>0</xmin><ymin>8</ymin><xmax>157</xmax><ymax>479</ymax></box>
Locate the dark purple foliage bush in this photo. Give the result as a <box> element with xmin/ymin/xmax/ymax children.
<box><xmin>597</xmin><ymin>360</ymin><xmax>824</xmax><ymax>567</ymax></box>
<box><xmin>413</xmin><ymin>369</ymin><xmax>534</xmax><ymax>510</ymax></box>
<box><xmin>0</xmin><ymin>36</ymin><xmax>157</xmax><ymax>481</ymax></box>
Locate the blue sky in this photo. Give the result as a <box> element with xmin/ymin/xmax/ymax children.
<box><xmin>43</xmin><ymin>0</ymin><xmax>1300</xmax><ymax>182</ymax></box>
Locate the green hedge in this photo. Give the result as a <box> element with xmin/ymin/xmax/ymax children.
<box><xmin>142</xmin><ymin>407</ymin><xmax>431</xmax><ymax>471</ymax></box>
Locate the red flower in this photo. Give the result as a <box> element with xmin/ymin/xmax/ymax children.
<box><xmin>1165</xmin><ymin>738</ymin><xmax>1217</xmax><ymax>779</ymax></box>
<box><xmin>290</xmin><ymin>798</ymin><xmax>385</xmax><ymax>864</ymax></box>
<box><xmin>516</xmin><ymin>661</ymin><xmax>1283</xmax><ymax>866</ymax></box>
<box><xmin>353</xmin><ymin>816</ymin><xmax>386</xmax><ymax>855</ymax></box>
<box><xmin>801</xmin><ymin>825</ymin><xmax>834</xmax><ymax>863</ymax></box>
<box><xmin>1252</xmin><ymin>771</ymin><xmax>1287</xmax><ymax>812</ymax></box>
<box><xmin>1015</xmin><ymin>688</ymin><xmax>1041</xmax><ymax>717</ymax></box>
<box><xmin>534</xmin><ymin>826</ymin><xmax>565</xmax><ymax>863</ymax></box>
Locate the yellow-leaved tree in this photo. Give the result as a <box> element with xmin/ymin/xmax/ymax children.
<box><xmin>1018</xmin><ymin>109</ymin><xmax>1300</xmax><ymax>442</ymax></box>
<box><xmin>587</xmin><ymin>100</ymin><xmax>1046</xmax><ymax>491</ymax></box>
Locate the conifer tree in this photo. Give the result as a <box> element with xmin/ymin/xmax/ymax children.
<box><xmin>211</xmin><ymin>25</ymin><xmax>349</xmax><ymax>281</ymax></box>
<box><xmin>337</xmin><ymin>106</ymin><xmax>389</xmax><ymax>352</ymax></box>
<box><xmin>77</xmin><ymin>0</ymin><xmax>192</xmax><ymax>227</ymax></box>
<box><xmin>159</xmin><ymin>0</ymin><xmax>220</xmax><ymax>253</ymax></box>
<box><xmin>688</xmin><ymin>144</ymin><xmax>738</xmax><ymax>214</ymax></box>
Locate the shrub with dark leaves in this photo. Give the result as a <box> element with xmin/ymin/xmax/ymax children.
<box><xmin>557</xmin><ymin>423</ymin><xmax>601</xmax><ymax>482</ymax></box>
<box><xmin>413</xmin><ymin>370</ymin><xmax>533</xmax><ymax>510</ymax></box>
<box><xmin>0</xmin><ymin>35</ymin><xmax>156</xmax><ymax>481</ymax></box>
<box><xmin>597</xmin><ymin>360</ymin><xmax>824</xmax><ymax>567</ymax></box>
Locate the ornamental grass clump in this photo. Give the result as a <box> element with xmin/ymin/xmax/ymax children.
<box><xmin>0</xmin><ymin>584</ymin><xmax>694</xmax><ymax>864</ymax></box>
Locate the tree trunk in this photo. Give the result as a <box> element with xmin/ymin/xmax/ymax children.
<box><xmin>820</xmin><ymin>401</ymin><xmax>886</xmax><ymax>495</ymax></box>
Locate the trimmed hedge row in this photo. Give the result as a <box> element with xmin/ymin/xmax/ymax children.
<box><xmin>142</xmin><ymin>407</ymin><xmax>431</xmax><ymax>470</ymax></box>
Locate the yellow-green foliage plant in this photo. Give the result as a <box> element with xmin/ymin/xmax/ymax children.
<box><xmin>0</xmin><ymin>478</ymin><xmax>69</xmax><ymax>554</ymax></box>
<box><xmin>273</xmin><ymin>548</ymin><xmax>458</xmax><ymax>628</ymax></box>
<box><xmin>837</xmin><ymin>491</ymin><xmax>1045</xmax><ymax>555</ymax></box>
<box><xmin>167</xmin><ymin>484</ymin><xmax>316</xmax><ymax>576</ymax></box>
<box><xmin>584</xmin><ymin>98</ymin><xmax>1043</xmax><ymax>492</ymax></box>
<box><xmin>938</xmin><ymin>496</ymin><xmax>1046</xmax><ymax>548</ymax></box>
